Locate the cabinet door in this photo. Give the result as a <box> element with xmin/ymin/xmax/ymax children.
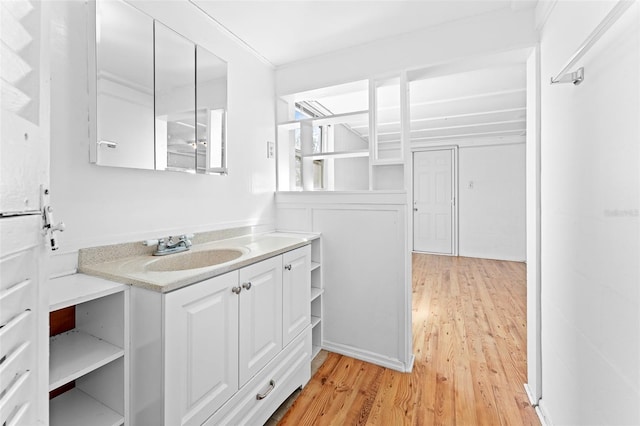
<box><xmin>164</xmin><ymin>271</ymin><xmax>239</xmax><ymax>426</ymax></box>
<box><xmin>238</xmin><ymin>256</ymin><xmax>282</xmax><ymax>386</ymax></box>
<box><xmin>282</xmin><ymin>246</ymin><xmax>311</xmax><ymax>346</ymax></box>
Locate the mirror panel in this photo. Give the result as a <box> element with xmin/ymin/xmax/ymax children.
<box><xmin>96</xmin><ymin>0</ymin><xmax>154</xmax><ymax>169</ymax></box>
<box><xmin>196</xmin><ymin>46</ymin><xmax>228</xmax><ymax>174</ymax></box>
<box><xmin>154</xmin><ymin>22</ymin><xmax>196</xmax><ymax>172</ymax></box>
<box><xmin>91</xmin><ymin>2</ymin><xmax>229</xmax><ymax>174</ymax></box>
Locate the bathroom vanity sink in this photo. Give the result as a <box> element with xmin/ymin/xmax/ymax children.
<box><xmin>145</xmin><ymin>248</ymin><xmax>245</xmax><ymax>272</ymax></box>
<box><xmin>75</xmin><ymin>230</ymin><xmax>322</xmax><ymax>426</ymax></box>
<box><xmin>78</xmin><ymin>232</ymin><xmax>313</xmax><ymax>292</ymax></box>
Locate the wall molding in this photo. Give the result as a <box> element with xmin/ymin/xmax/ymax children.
<box><xmin>535</xmin><ymin>0</ymin><xmax>558</xmax><ymax>32</ymax></box>
<box><xmin>322</xmin><ymin>340</ymin><xmax>410</xmax><ymax>373</ymax></box>
<box><xmin>276</xmin><ymin>190</ymin><xmax>407</xmax><ymax>206</ymax></box>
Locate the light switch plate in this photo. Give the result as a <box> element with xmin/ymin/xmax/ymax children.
<box><xmin>267</xmin><ymin>141</ymin><xmax>275</xmax><ymax>159</ymax></box>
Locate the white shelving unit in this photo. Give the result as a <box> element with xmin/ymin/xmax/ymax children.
<box><xmin>49</xmin><ymin>330</ymin><xmax>124</xmax><ymax>389</ymax></box>
<box><xmin>276</xmin><ymin>78</ymin><xmax>409</xmax><ymax>192</ymax></box>
<box><xmin>309</xmin><ymin>237</ymin><xmax>323</xmax><ymax>358</ymax></box>
<box><xmin>50</xmin><ymin>389</ymin><xmax>123</xmax><ymax>426</ymax></box>
<box><xmin>48</xmin><ymin>274</ymin><xmax>129</xmax><ymax>426</ymax></box>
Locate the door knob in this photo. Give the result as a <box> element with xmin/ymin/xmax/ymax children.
<box><xmin>242</xmin><ymin>282</ymin><xmax>252</xmax><ymax>290</ymax></box>
<box><xmin>231</xmin><ymin>286</ymin><xmax>241</xmax><ymax>294</ymax></box>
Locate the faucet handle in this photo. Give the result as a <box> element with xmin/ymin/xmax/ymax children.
<box><xmin>143</xmin><ymin>238</ymin><xmax>167</xmax><ymax>248</ymax></box>
<box><xmin>179</xmin><ymin>234</ymin><xmax>193</xmax><ymax>247</ymax></box>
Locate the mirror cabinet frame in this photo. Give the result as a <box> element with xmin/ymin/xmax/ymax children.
<box><xmin>88</xmin><ymin>0</ymin><xmax>228</xmax><ymax>175</ymax></box>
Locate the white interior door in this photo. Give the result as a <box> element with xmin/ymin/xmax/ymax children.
<box><xmin>0</xmin><ymin>1</ymin><xmax>51</xmax><ymax>423</ymax></box>
<box><xmin>413</xmin><ymin>149</ymin><xmax>455</xmax><ymax>254</ymax></box>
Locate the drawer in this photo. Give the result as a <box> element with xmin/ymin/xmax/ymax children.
<box><xmin>0</xmin><ymin>280</ymin><xmax>34</xmax><ymax>325</ymax></box>
<box><xmin>0</xmin><ymin>369</ymin><xmax>33</xmax><ymax>425</ymax></box>
<box><xmin>204</xmin><ymin>327</ymin><xmax>311</xmax><ymax>426</ymax></box>
<box><xmin>0</xmin><ymin>311</ymin><xmax>33</xmax><ymax>360</ymax></box>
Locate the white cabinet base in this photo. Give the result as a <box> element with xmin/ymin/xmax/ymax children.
<box><xmin>204</xmin><ymin>327</ymin><xmax>311</xmax><ymax>425</ymax></box>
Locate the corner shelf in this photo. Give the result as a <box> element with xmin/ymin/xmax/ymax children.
<box><xmin>311</xmin><ymin>315</ymin><xmax>321</xmax><ymax>328</ymax></box>
<box><xmin>309</xmin><ymin>237</ymin><xmax>323</xmax><ymax>360</ymax></box>
<box><xmin>310</xmin><ymin>287</ymin><xmax>323</xmax><ymax>302</ymax></box>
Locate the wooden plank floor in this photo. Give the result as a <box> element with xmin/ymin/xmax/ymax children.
<box><xmin>277</xmin><ymin>254</ymin><xmax>540</xmax><ymax>426</ymax></box>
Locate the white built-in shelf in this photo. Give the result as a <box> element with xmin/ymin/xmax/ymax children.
<box><xmin>50</xmin><ymin>388</ymin><xmax>124</xmax><ymax>426</ymax></box>
<box><xmin>311</xmin><ymin>262</ymin><xmax>321</xmax><ymax>272</ymax></box>
<box><xmin>302</xmin><ymin>149</ymin><xmax>369</xmax><ymax>160</ymax></box>
<box><xmin>49</xmin><ymin>330</ymin><xmax>124</xmax><ymax>391</ymax></box>
<box><xmin>311</xmin><ymin>315</ymin><xmax>321</xmax><ymax>328</ymax></box>
<box><xmin>278</xmin><ymin>110</ymin><xmax>369</xmax><ymax>130</ymax></box>
<box><xmin>372</xmin><ymin>158</ymin><xmax>405</xmax><ymax>166</ymax></box>
<box><xmin>311</xmin><ymin>287</ymin><xmax>323</xmax><ymax>302</ymax></box>
<box><xmin>49</xmin><ymin>274</ymin><xmax>127</xmax><ymax>312</ymax></box>
<box><xmin>311</xmin><ymin>345</ymin><xmax>321</xmax><ymax>359</ymax></box>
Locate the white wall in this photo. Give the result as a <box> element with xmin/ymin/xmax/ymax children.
<box><xmin>458</xmin><ymin>143</ymin><xmax>526</xmax><ymax>261</ymax></box>
<box><xmin>332</xmin><ymin>124</ymin><xmax>369</xmax><ymax>190</ymax></box>
<box><xmin>49</xmin><ymin>1</ymin><xmax>276</xmax><ymax>261</ymax></box>
<box><xmin>538</xmin><ymin>1</ymin><xmax>640</xmax><ymax>424</ymax></box>
<box><xmin>276</xmin><ymin>7</ymin><xmax>537</xmax><ymax>96</ymax></box>
<box><xmin>276</xmin><ymin>192</ymin><xmax>412</xmax><ymax>372</ymax></box>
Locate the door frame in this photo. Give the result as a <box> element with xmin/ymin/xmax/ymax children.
<box><xmin>411</xmin><ymin>145</ymin><xmax>458</xmax><ymax>256</ymax></box>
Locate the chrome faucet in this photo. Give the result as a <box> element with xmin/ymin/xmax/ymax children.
<box><xmin>143</xmin><ymin>234</ymin><xmax>193</xmax><ymax>256</ymax></box>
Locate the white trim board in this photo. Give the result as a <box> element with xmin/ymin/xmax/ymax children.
<box><xmin>322</xmin><ymin>340</ymin><xmax>412</xmax><ymax>373</ymax></box>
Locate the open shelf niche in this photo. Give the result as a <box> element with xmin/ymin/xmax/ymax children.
<box><xmin>48</xmin><ymin>274</ymin><xmax>129</xmax><ymax>426</ymax></box>
<box><xmin>309</xmin><ymin>237</ymin><xmax>323</xmax><ymax>358</ymax></box>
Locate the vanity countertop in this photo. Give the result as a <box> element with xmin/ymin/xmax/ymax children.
<box><xmin>78</xmin><ymin>232</ymin><xmax>317</xmax><ymax>293</ymax></box>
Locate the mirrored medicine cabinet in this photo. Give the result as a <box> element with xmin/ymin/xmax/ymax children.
<box><xmin>89</xmin><ymin>0</ymin><xmax>228</xmax><ymax>174</ymax></box>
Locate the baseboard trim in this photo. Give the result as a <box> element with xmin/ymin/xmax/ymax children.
<box><xmin>524</xmin><ymin>383</ymin><xmax>538</xmax><ymax>406</ymax></box>
<box><xmin>536</xmin><ymin>400</ymin><xmax>552</xmax><ymax>426</ymax></box>
<box><xmin>322</xmin><ymin>340</ymin><xmax>409</xmax><ymax>372</ymax></box>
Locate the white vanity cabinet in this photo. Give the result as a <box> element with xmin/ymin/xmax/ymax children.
<box><xmin>164</xmin><ymin>271</ymin><xmax>239</xmax><ymax>426</ymax></box>
<box><xmin>131</xmin><ymin>245</ymin><xmax>312</xmax><ymax>426</ymax></box>
<box><xmin>238</xmin><ymin>256</ymin><xmax>283</xmax><ymax>386</ymax></box>
<box><xmin>282</xmin><ymin>247</ymin><xmax>311</xmax><ymax>347</ymax></box>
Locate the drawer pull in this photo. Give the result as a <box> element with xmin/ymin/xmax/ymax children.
<box><xmin>231</xmin><ymin>286</ymin><xmax>242</xmax><ymax>295</ymax></box>
<box><xmin>242</xmin><ymin>282</ymin><xmax>252</xmax><ymax>291</ymax></box>
<box><xmin>284</xmin><ymin>264</ymin><xmax>292</xmax><ymax>271</ymax></box>
<box><xmin>256</xmin><ymin>379</ymin><xmax>275</xmax><ymax>400</ymax></box>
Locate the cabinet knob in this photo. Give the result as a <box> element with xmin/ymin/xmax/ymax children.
<box><xmin>242</xmin><ymin>282</ymin><xmax>252</xmax><ymax>290</ymax></box>
<box><xmin>284</xmin><ymin>264</ymin><xmax>292</xmax><ymax>271</ymax></box>
<box><xmin>231</xmin><ymin>286</ymin><xmax>242</xmax><ymax>294</ymax></box>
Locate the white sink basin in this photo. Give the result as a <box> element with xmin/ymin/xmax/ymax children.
<box><xmin>145</xmin><ymin>249</ymin><xmax>244</xmax><ymax>272</ymax></box>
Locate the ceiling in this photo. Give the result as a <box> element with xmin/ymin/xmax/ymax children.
<box><xmin>189</xmin><ymin>1</ymin><xmax>529</xmax><ymax>145</ymax></box>
<box><xmin>190</xmin><ymin>0</ymin><xmax>537</xmax><ymax>67</ymax></box>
